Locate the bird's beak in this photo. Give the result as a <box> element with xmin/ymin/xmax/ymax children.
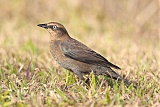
<box><xmin>37</xmin><ymin>23</ymin><xmax>48</xmax><ymax>29</ymax></box>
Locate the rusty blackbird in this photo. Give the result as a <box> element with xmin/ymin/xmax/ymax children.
<box><xmin>37</xmin><ymin>22</ymin><xmax>131</xmax><ymax>87</ymax></box>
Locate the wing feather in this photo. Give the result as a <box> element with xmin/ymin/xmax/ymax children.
<box><xmin>61</xmin><ymin>38</ymin><xmax>120</xmax><ymax>69</ymax></box>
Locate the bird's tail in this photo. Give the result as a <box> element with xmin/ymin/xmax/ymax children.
<box><xmin>103</xmin><ymin>67</ymin><xmax>135</xmax><ymax>88</ymax></box>
<box><xmin>121</xmin><ymin>78</ymin><xmax>133</xmax><ymax>87</ymax></box>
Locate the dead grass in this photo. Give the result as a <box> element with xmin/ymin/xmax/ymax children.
<box><xmin>0</xmin><ymin>0</ymin><xmax>159</xmax><ymax>107</ymax></box>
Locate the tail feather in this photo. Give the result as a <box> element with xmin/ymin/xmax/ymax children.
<box><xmin>108</xmin><ymin>62</ymin><xmax>121</xmax><ymax>70</ymax></box>
<box><xmin>103</xmin><ymin>67</ymin><xmax>135</xmax><ymax>88</ymax></box>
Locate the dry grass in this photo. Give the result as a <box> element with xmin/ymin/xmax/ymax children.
<box><xmin>0</xmin><ymin>0</ymin><xmax>159</xmax><ymax>107</ymax></box>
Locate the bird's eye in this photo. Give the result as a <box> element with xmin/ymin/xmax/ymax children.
<box><xmin>52</xmin><ymin>25</ymin><xmax>57</xmax><ymax>30</ymax></box>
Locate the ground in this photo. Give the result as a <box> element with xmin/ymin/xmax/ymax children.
<box><xmin>0</xmin><ymin>0</ymin><xmax>159</xmax><ymax>107</ymax></box>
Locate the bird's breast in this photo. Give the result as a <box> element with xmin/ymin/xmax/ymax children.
<box><xmin>49</xmin><ymin>40</ymin><xmax>66</xmax><ymax>63</ymax></box>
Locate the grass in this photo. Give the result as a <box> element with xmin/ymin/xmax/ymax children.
<box><xmin>0</xmin><ymin>0</ymin><xmax>159</xmax><ymax>107</ymax></box>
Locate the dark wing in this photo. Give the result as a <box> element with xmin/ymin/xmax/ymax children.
<box><xmin>60</xmin><ymin>38</ymin><xmax>121</xmax><ymax>69</ymax></box>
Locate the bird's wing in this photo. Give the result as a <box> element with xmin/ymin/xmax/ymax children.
<box><xmin>60</xmin><ymin>39</ymin><xmax>120</xmax><ymax>69</ymax></box>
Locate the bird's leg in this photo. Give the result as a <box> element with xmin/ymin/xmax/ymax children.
<box><xmin>74</xmin><ymin>71</ymin><xmax>85</xmax><ymax>80</ymax></box>
<box><xmin>74</xmin><ymin>71</ymin><xmax>90</xmax><ymax>85</ymax></box>
<box><xmin>85</xmin><ymin>78</ymin><xmax>90</xmax><ymax>83</ymax></box>
<box><xmin>64</xmin><ymin>71</ymin><xmax>85</xmax><ymax>89</ymax></box>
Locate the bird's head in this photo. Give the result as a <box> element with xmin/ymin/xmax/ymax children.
<box><xmin>37</xmin><ymin>22</ymin><xmax>69</xmax><ymax>40</ymax></box>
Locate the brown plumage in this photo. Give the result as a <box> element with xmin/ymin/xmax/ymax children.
<box><xmin>37</xmin><ymin>22</ymin><xmax>132</xmax><ymax>87</ymax></box>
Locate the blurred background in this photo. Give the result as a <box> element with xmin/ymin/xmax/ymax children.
<box><xmin>0</xmin><ymin>0</ymin><xmax>159</xmax><ymax>106</ymax></box>
<box><xmin>0</xmin><ymin>0</ymin><xmax>159</xmax><ymax>74</ymax></box>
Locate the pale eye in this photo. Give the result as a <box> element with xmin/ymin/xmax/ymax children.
<box><xmin>52</xmin><ymin>25</ymin><xmax>57</xmax><ymax>30</ymax></box>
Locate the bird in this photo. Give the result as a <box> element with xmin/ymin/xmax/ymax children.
<box><xmin>37</xmin><ymin>22</ymin><xmax>132</xmax><ymax>87</ymax></box>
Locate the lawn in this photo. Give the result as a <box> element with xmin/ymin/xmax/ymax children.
<box><xmin>0</xmin><ymin>0</ymin><xmax>159</xmax><ymax>107</ymax></box>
